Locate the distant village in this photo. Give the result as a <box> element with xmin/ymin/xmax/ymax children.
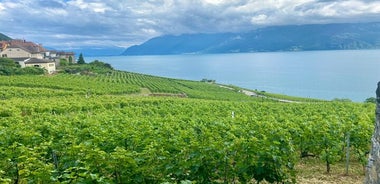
<box><xmin>0</xmin><ymin>39</ymin><xmax>75</xmax><ymax>74</ymax></box>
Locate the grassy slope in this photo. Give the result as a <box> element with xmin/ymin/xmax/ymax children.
<box><xmin>0</xmin><ymin>71</ymin><xmax>371</xmax><ymax>183</ymax></box>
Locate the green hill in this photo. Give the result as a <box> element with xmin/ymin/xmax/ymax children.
<box><xmin>0</xmin><ymin>68</ymin><xmax>374</xmax><ymax>183</ymax></box>
<box><xmin>0</xmin><ymin>33</ymin><xmax>12</xmax><ymax>41</ymax></box>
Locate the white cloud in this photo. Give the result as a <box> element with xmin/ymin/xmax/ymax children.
<box><xmin>1</xmin><ymin>1</ymin><xmax>20</xmax><ymax>9</ymax></box>
<box><xmin>0</xmin><ymin>3</ymin><xmax>5</xmax><ymax>12</ymax></box>
<box><xmin>1</xmin><ymin>0</ymin><xmax>380</xmax><ymax>49</ymax></box>
<box><xmin>67</xmin><ymin>0</ymin><xmax>89</xmax><ymax>10</ymax></box>
<box><xmin>202</xmin><ymin>0</ymin><xmax>229</xmax><ymax>5</ymax></box>
<box><xmin>67</xmin><ymin>0</ymin><xmax>112</xmax><ymax>13</ymax></box>
<box><xmin>251</xmin><ymin>14</ymin><xmax>269</xmax><ymax>24</ymax></box>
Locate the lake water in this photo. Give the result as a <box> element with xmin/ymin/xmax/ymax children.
<box><xmin>87</xmin><ymin>50</ymin><xmax>380</xmax><ymax>102</ymax></box>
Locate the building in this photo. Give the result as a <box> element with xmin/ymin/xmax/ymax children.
<box><xmin>1</xmin><ymin>45</ymin><xmax>45</xmax><ymax>59</ymax></box>
<box><xmin>24</xmin><ymin>58</ymin><xmax>56</xmax><ymax>74</ymax></box>
<box><xmin>0</xmin><ymin>39</ymin><xmax>45</xmax><ymax>59</ymax></box>
<box><xmin>0</xmin><ymin>39</ymin><xmax>59</xmax><ymax>73</ymax></box>
<box><xmin>13</xmin><ymin>58</ymin><xmax>56</xmax><ymax>74</ymax></box>
<box><xmin>44</xmin><ymin>50</ymin><xmax>76</xmax><ymax>66</ymax></box>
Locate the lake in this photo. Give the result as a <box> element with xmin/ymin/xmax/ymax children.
<box><xmin>87</xmin><ymin>50</ymin><xmax>380</xmax><ymax>102</ymax></box>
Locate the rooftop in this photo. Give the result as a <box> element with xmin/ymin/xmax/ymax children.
<box><xmin>0</xmin><ymin>39</ymin><xmax>46</xmax><ymax>53</ymax></box>
<box><xmin>24</xmin><ymin>58</ymin><xmax>54</xmax><ymax>64</ymax></box>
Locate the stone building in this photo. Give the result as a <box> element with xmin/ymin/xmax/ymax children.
<box><xmin>0</xmin><ymin>39</ymin><xmax>57</xmax><ymax>73</ymax></box>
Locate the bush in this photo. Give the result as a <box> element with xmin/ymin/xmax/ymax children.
<box><xmin>60</xmin><ymin>60</ymin><xmax>114</xmax><ymax>75</ymax></box>
<box><xmin>0</xmin><ymin>66</ymin><xmax>15</xmax><ymax>75</ymax></box>
<box><xmin>364</xmin><ymin>97</ymin><xmax>376</xmax><ymax>103</ymax></box>
<box><xmin>0</xmin><ymin>58</ymin><xmax>45</xmax><ymax>75</ymax></box>
<box><xmin>0</xmin><ymin>58</ymin><xmax>18</xmax><ymax>68</ymax></box>
<box><xmin>15</xmin><ymin>67</ymin><xmax>46</xmax><ymax>75</ymax></box>
<box><xmin>60</xmin><ymin>58</ymin><xmax>69</xmax><ymax>66</ymax></box>
<box><xmin>89</xmin><ymin>60</ymin><xmax>113</xmax><ymax>70</ymax></box>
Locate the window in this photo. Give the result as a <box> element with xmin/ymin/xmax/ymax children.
<box><xmin>49</xmin><ymin>64</ymin><xmax>54</xmax><ymax>67</ymax></box>
<box><xmin>1</xmin><ymin>54</ymin><xmax>7</xmax><ymax>57</ymax></box>
<box><xmin>34</xmin><ymin>65</ymin><xmax>40</xmax><ymax>67</ymax></box>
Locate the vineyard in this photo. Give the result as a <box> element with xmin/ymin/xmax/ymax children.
<box><xmin>0</xmin><ymin>71</ymin><xmax>375</xmax><ymax>183</ymax></box>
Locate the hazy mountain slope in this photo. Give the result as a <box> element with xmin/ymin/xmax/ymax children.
<box><xmin>0</xmin><ymin>33</ymin><xmax>12</xmax><ymax>41</ymax></box>
<box><xmin>69</xmin><ymin>46</ymin><xmax>127</xmax><ymax>57</ymax></box>
<box><xmin>124</xmin><ymin>33</ymin><xmax>236</xmax><ymax>55</ymax></box>
<box><xmin>122</xmin><ymin>22</ymin><xmax>380</xmax><ymax>55</ymax></box>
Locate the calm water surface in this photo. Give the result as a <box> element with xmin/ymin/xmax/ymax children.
<box><xmin>88</xmin><ymin>50</ymin><xmax>380</xmax><ymax>102</ymax></box>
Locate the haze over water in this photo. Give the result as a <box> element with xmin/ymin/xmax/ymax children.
<box><xmin>88</xmin><ymin>49</ymin><xmax>380</xmax><ymax>102</ymax></box>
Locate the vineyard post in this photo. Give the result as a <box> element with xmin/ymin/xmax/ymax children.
<box><xmin>365</xmin><ymin>81</ymin><xmax>380</xmax><ymax>183</ymax></box>
<box><xmin>345</xmin><ymin>132</ymin><xmax>350</xmax><ymax>175</ymax></box>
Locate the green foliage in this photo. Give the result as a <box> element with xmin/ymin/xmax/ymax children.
<box><xmin>0</xmin><ymin>74</ymin><xmax>140</xmax><ymax>96</ymax></box>
<box><xmin>200</xmin><ymin>78</ymin><xmax>215</xmax><ymax>83</ymax></box>
<box><xmin>0</xmin><ymin>58</ymin><xmax>19</xmax><ymax>75</ymax></box>
<box><xmin>0</xmin><ymin>71</ymin><xmax>375</xmax><ymax>183</ymax></box>
<box><xmin>89</xmin><ymin>60</ymin><xmax>113</xmax><ymax>70</ymax></box>
<box><xmin>332</xmin><ymin>98</ymin><xmax>352</xmax><ymax>102</ymax></box>
<box><xmin>365</xmin><ymin>97</ymin><xmax>376</xmax><ymax>103</ymax></box>
<box><xmin>60</xmin><ymin>60</ymin><xmax>114</xmax><ymax>75</ymax></box>
<box><xmin>77</xmin><ymin>53</ymin><xmax>85</xmax><ymax>64</ymax></box>
<box><xmin>59</xmin><ymin>58</ymin><xmax>69</xmax><ymax>66</ymax></box>
<box><xmin>96</xmin><ymin>71</ymin><xmax>256</xmax><ymax>101</ymax></box>
<box><xmin>0</xmin><ymin>66</ymin><xmax>14</xmax><ymax>75</ymax></box>
<box><xmin>0</xmin><ymin>58</ymin><xmax>45</xmax><ymax>75</ymax></box>
<box><xmin>68</xmin><ymin>56</ymin><xmax>73</xmax><ymax>64</ymax></box>
<box><xmin>0</xmin><ymin>58</ymin><xmax>18</xmax><ymax>68</ymax></box>
<box><xmin>256</xmin><ymin>90</ymin><xmax>326</xmax><ymax>102</ymax></box>
<box><xmin>15</xmin><ymin>67</ymin><xmax>45</xmax><ymax>75</ymax></box>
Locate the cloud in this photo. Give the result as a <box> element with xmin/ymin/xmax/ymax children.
<box><xmin>68</xmin><ymin>0</ymin><xmax>112</xmax><ymax>13</ymax></box>
<box><xmin>251</xmin><ymin>14</ymin><xmax>269</xmax><ymax>25</ymax></box>
<box><xmin>1</xmin><ymin>0</ymin><xmax>380</xmax><ymax>50</ymax></box>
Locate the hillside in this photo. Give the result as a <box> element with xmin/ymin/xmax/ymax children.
<box><xmin>0</xmin><ymin>33</ymin><xmax>12</xmax><ymax>41</ymax></box>
<box><xmin>123</xmin><ymin>22</ymin><xmax>380</xmax><ymax>55</ymax></box>
<box><xmin>0</xmin><ymin>68</ymin><xmax>375</xmax><ymax>183</ymax></box>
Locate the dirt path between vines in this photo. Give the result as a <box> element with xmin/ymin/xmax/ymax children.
<box><xmin>240</xmin><ymin>89</ymin><xmax>300</xmax><ymax>103</ymax></box>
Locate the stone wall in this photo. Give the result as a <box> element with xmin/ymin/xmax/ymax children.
<box><xmin>365</xmin><ymin>82</ymin><xmax>380</xmax><ymax>183</ymax></box>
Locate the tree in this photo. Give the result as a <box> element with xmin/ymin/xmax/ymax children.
<box><xmin>68</xmin><ymin>56</ymin><xmax>73</xmax><ymax>64</ymax></box>
<box><xmin>77</xmin><ymin>53</ymin><xmax>85</xmax><ymax>64</ymax></box>
<box><xmin>364</xmin><ymin>97</ymin><xmax>376</xmax><ymax>103</ymax></box>
<box><xmin>0</xmin><ymin>58</ymin><xmax>17</xmax><ymax>75</ymax></box>
<box><xmin>59</xmin><ymin>58</ymin><xmax>69</xmax><ymax>66</ymax></box>
<box><xmin>0</xmin><ymin>58</ymin><xmax>18</xmax><ymax>68</ymax></box>
<box><xmin>89</xmin><ymin>60</ymin><xmax>113</xmax><ymax>70</ymax></box>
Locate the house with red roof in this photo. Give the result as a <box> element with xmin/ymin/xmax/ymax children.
<box><xmin>0</xmin><ymin>39</ymin><xmax>56</xmax><ymax>74</ymax></box>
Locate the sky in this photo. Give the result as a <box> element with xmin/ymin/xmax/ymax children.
<box><xmin>1</xmin><ymin>0</ymin><xmax>380</xmax><ymax>50</ymax></box>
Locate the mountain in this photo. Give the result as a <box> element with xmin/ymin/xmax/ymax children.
<box><xmin>124</xmin><ymin>33</ymin><xmax>235</xmax><ymax>55</ymax></box>
<box><xmin>68</xmin><ymin>46</ymin><xmax>127</xmax><ymax>57</ymax></box>
<box><xmin>0</xmin><ymin>33</ymin><xmax>12</xmax><ymax>41</ymax></box>
<box><xmin>122</xmin><ymin>22</ymin><xmax>380</xmax><ymax>55</ymax></box>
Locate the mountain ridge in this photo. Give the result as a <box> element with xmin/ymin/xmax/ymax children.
<box><xmin>122</xmin><ymin>22</ymin><xmax>380</xmax><ymax>55</ymax></box>
<box><xmin>0</xmin><ymin>33</ymin><xmax>12</xmax><ymax>41</ymax></box>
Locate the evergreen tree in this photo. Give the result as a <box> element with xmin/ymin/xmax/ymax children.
<box><xmin>77</xmin><ymin>53</ymin><xmax>85</xmax><ymax>64</ymax></box>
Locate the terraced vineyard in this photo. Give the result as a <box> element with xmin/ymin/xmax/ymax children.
<box><xmin>0</xmin><ymin>71</ymin><xmax>375</xmax><ymax>183</ymax></box>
